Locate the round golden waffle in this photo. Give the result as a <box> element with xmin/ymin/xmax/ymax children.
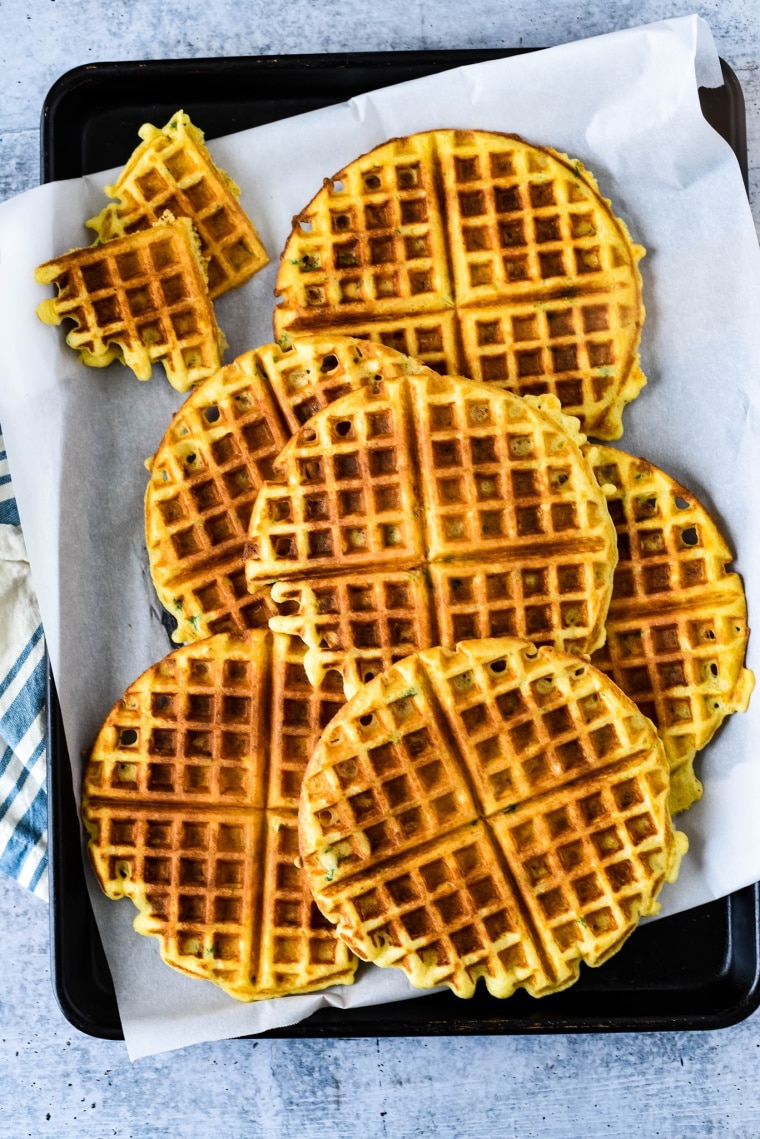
<box><xmin>145</xmin><ymin>335</ymin><xmax>423</xmax><ymax>643</ymax></box>
<box><xmin>81</xmin><ymin>630</ymin><xmax>354</xmax><ymax>1002</ymax></box>
<box><xmin>588</xmin><ymin>446</ymin><xmax>754</xmax><ymax>814</ymax></box>
<box><xmin>274</xmin><ymin>129</ymin><xmax>646</xmax><ymax>439</ymax></box>
<box><xmin>245</xmin><ymin>369</ymin><xmax>618</xmax><ymax>695</ymax></box>
<box><xmin>299</xmin><ymin>637</ymin><xmax>685</xmax><ymax>999</ymax></box>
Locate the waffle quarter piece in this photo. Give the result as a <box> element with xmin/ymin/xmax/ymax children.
<box><xmin>274</xmin><ymin>130</ymin><xmax>646</xmax><ymax>439</ymax></box>
<box><xmin>87</xmin><ymin>111</ymin><xmax>269</xmax><ymax>300</ymax></box>
<box><xmin>145</xmin><ymin>335</ymin><xmax>422</xmax><ymax>642</ymax></box>
<box><xmin>247</xmin><ymin>370</ymin><xmax>618</xmax><ymax>695</ymax></box>
<box><xmin>589</xmin><ymin>446</ymin><xmax>754</xmax><ymax>814</ymax></box>
<box><xmin>35</xmin><ymin>216</ymin><xmax>224</xmax><ymax>392</ymax></box>
<box><xmin>81</xmin><ymin>630</ymin><xmax>355</xmax><ymax>1002</ymax></box>
<box><xmin>299</xmin><ymin>637</ymin><xmax>685</xmax><ymax>999</ymax></box>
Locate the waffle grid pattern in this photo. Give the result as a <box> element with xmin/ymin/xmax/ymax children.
<box><xmin>88</xmin><ymin>112</ymin><xmax>269</xmax><ymax>300</ymax></box>
<box><xmin>274</xmin><ymin>130</ymin><xmax>645</xmax><ymax>438</ymax></box>
<box><xmin>430</xmin><ymin>561</ymin><xmax>599</xmax><ymax>652</ymax></box>
<box><xmin>489</xmin><ymin>754</ymin><xmax>669</xmax><ymax>974</ymax></box>
<box><xmin>271</xmin><ymin>571</ymin><xmax>436</xmax><ymax>698</ymax></box>
<box><xmin>251</xmin><ymin>372</ymin><xmax>617</xmax><ymax>692</ymax></box>
<box><xmin>300</xmin><ymin>638</ymin><xmax>679</xmax><ymax>999</ymax></box>
<box><xmin>258</xmin><ymin>813</ymin><xmax>347</xmax><ymax>991</ymax></box>
<box><xmin>276</xmin><ymin>131</ymin><xmax>450</xmax><ymax>317</ymax></box>
<box><xmin>311</xmin><ymin>310</ymin><xmax>461</xmax><ymax>377</ymax></box>
<box><xmin>441</xmin><ymin>136</ymin><xmax>627</xmax><ymax>303</ymax></box>
<box><xmin>330</xmin><ymin>824</ymin><xmax>550</xmax><ymax>996</ymax></box>
<box><xmin>251</xmin><ymin>377</ymin><xmax>425</xmax><ymax>574</ymax></box>
<box><xmin>36</xmin><ymin>218</ymin><xmax>222</xmax><ymax>392</ymax></box>
<box><xmin>146</xmin><ymin>336</ymin><xmax>417</xmax><ymax>643</ymax></box>
<box><xmin>589</xmin><ymin>448</ymin><xmax>753</xmax><ymax>810</ymax></box>
<box><xmin>260</xmin><ymin>337</ymin><xmax>414</xmax><ymax>433</ymax></box>
<box><xmin>146</xmin><ymin>351</ymin><xmax>290</xmax><ymax>643</ymax></box>
<box><xmin>458</xmin><ymin>292</ymin><xmax>641</xmax><ymax>427</ymax></box>
<box><xmin>269</xmin><ymin>634</ymin><xmax>346</xmax><ymax>808</ymax></box>
<box><xmin>87</xmin><ymin>804</ymin><xmax>264</xmax><ymax>994</ymax></box>
<box><xmin>412</xmin><ymin>376</ymin><xmax>603</xmax><ymax>557</ymax></box>
<box><xmin>82</xmin><ymin>631</ymin><xmax>354</xmax><ymax>1001</ymax></box>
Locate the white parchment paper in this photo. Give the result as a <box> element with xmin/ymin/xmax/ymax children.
<box><xmin>1</xmin><ymin>15</ymin><xmax>759</xmax><ymax>1059</ymax></box>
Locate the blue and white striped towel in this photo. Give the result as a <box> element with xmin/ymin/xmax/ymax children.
<box><xmin>0</xmin><ymin>428</ymin><xmax>47</xmax><ymax>900</ymax></box>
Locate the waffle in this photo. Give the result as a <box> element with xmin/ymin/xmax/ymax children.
<box><xmin>87</xmin><ymin>111</ymin><xmax>269</xmax><ymax>300</ymax></box>
<box><xmin>35</xmin><ymin>216</ymin><xmax>224</xmax><ymax>392</ymax></box>
<box><xmin>246</xmin><ymin>369</ymin><xmax>618</xmax><ymax>695</ymax></box>
<box><xmin>274</xmin><ymin>129</ymin><xmax>646</xmax><ymax>440</ymax></box>
<box><xmin>299</xmin><ymin>637</ymin><xmax>685</xmax><ymax>998</ymax></box>
<box><xmin>145</xmin><ymin>335</ymin><xmax>422</xmax><ymax>643</ymax></box>
<box><xmin>588</xmin><ymin>446</ymin><xmax>754</xmax><ymax>814</ymax></box>
<box><xmin>81</xmin><ymin>630</ymin><xmax>355</xmax><ymax>1001</ymax></box>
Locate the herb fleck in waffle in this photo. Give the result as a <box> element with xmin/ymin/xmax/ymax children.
<box><xmin>589</xmin><ymin>446</ymin><xmax>754</xmax><ymax>813</ymax></box>
<box><xmin>82</xmin><ymin>631</ymin><xmax>354</xmax><ymax>1001</ymax></box>
<box><xmin>275</xmin><ymin>130</ymin><xmax>645</xmax><ymax>439</ymax></box>
<box><xmin>299</xmin><ymin>637</ymin><xmax>685</xmax><ymax>998</ymax></box>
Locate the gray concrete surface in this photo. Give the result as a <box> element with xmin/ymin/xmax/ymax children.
<box><xmin>2</xmin><ymin>1</ymin><xmax>760</xmax><ymax>1134</ymax></box>
<box><xmin>3</xmin><ymin>872</ymin><xmax>760</xmax><ymax>1138</ymax></box>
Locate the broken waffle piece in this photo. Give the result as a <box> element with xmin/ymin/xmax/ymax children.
<box><xmin>35</xmin><ymin>215</ymin><xmax>224</xmax><ymax>392</ymax></box>
<box><xmin>87</xmin><ymin>110</ymin><xmax>268</xmax><ymax>299</ymax></box>
<box><xmin>145</xmin><ymin>335</ymin><xmax>421</xmax><ymax>643</ymax></box>
<box><xmin>245</xmin><ymin>369</ymin><xmax>618</xmax><ymax>696</ymax></box>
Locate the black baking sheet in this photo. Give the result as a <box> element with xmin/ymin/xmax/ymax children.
<box><xmin>42</xmin><ymin>50</ymin><xmax>759</xmax><ymax>1041</ymax></box>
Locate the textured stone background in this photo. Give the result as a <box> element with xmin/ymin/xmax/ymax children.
<box><xmin>1</xmin><ymin>1</ymin><xmax>760</xmax><ymax>1134</ymax></box>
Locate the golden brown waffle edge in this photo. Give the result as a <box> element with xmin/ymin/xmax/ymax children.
<box><xmin>244</xmin><ymin>369</ymin><xmax>618</xmax><ymax>695</ymax></box>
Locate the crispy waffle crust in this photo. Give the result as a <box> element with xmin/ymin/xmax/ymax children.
<box><xmin>87</xmin><ymin>111</ymin><xmax>269</xmax><ymax>300</ymax></box>
<box><xmin>145</xmin><ymin>335</ymin><xmax>423</xmax><ymax>643</ymax></box>
<box><xmin>299</xmin><ymin>637</ymin><xmax>685</xmax><ymax>999</ymax></box>
<box><xmin>588</xmin><ymin>446</ymin><xmax>754</xmax><ymax>814</ymax></box>
<box><xmin>245</xmin><ymin>370</ymin><xmax>618</xmax><ymax>695</ymax></box>
<box><xmin>274</xmin><ymin>130</ymin><xmax>646</xmax><ymax>439</ymax></box>
<box><xmin>81</xmin><ymin>630</ymin><xmax>355</xmax><ymax>1001</ymax></box>
<box><xmin>35</xmin><ymin>216</ymin><xmax>224</xmax><ymax>392</ymax></box>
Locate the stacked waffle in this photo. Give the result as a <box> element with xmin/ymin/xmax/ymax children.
<box><xmin>144</xmin><ymin>335</ymin><xmax>418</xmax><ymax>642</ymax></box>
<box><xmin>248</xmin><ymin>368</ymin><xmax>618</xmax><ymax>688</ymax></box>
<box><xmin>85</xmin><ymin>339</ymin><xmax>706</xmax><ymax>1004</ymax></box>
<box><xmin>35</xmin><ymin>111</ymin><xmax>268</xmax><ymax>392</ymax></box>
<box><xmin>78</xmin><ymin>128</ymin><xmax>753</xmax><ymax>1008</ymax></box>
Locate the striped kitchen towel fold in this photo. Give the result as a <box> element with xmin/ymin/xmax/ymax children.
<box><xmin>0</xmin><ymin>430</ymin><xmax>47</xmax><ymax>900</ymax></box>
